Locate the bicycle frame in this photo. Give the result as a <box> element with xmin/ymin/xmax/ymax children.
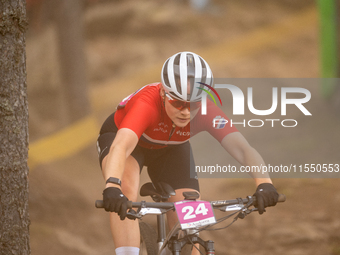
<box><xmin>138</xmin><ymin>206</ymin><xmax>216</xmax><ymax>255</ymax></box>
<box><xmin>157</xmin><ymin>213</ymin><xmax>166</xmax><ymax>251</ymax></box>
<box><xmin>96</xmin><ymin>193</ymin><xmax>286</xmax><ymax>255</ymax></box>
<box><xmin>159</xmin><ymin>220</ymin><xmax>215</xmax><ymax>255</ymax></box>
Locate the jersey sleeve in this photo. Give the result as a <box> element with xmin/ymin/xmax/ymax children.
<box><xmin>192</xmin><ymin>100</ymin><xmax>238</xmax><ymax>143</ymax></box>
<box><xmin>116</xmin><ymin>100</ymin><xmax>159</xmax><ymax>139</ymax></box>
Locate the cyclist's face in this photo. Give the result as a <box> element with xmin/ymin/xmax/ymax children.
<box><xmin>165</xmin><ymin>98</ymin><xmax>190</xmax><ymax>127</ymax></box>
<box><xmin>160</xmin><ymin>90</ymin><xmax>190</xmax><ymax>127</ymax></box>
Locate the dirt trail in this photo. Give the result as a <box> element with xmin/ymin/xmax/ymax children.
<box><xmin>28</xmin><ymin>1</ymin><xmax>340</xmax><ymax>254</ymax></box>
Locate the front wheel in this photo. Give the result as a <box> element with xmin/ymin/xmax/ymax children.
<box><xmin>139</xmin><ymin>221</ymin><xmax>158</xmax><ymax>255</ymax></box>
<box><xmin>180</xmin><ymin>242</ymin><xmax>207</xmax><ymax>255</ymax></box>
<box><xmin>180</xmin><ymin>244</ymin><xmax>194</xmax><ymax>255</ymax></box>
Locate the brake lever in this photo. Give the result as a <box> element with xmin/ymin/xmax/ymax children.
<box><xmin>251</xmin><ymin>207</ymin><xmax>266</xmax><ymax>213</ymax></box>
<box><xmin>237</xmin><ymin>205</ymin><xmax>265</xmax><ymax>219</ymax></box>
<box><xmin>240</xmin><ymin>207</ymin><xmax>265</xmax><ymax>217</ymax></box>
<box><xmin>126</xmin><ymin>209</ymin><xmax>141</xmax><ymax>220</ymax></box>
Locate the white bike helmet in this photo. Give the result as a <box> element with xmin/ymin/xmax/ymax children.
<box><xmin>161</xmin><ymin>51</ymin><xmax>213</xmax><ymax>102</ymax></box>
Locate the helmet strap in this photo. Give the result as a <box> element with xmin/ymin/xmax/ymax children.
<box><xmin>160</xmin><ymin>87</ymin><xmax>166</xmax><ymax>108</ymax></box>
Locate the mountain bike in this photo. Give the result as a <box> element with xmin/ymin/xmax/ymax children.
<box><xmin>96</xmin><ymin>182</ymin><xmax>286</xmax><ymax>255</ymax></box>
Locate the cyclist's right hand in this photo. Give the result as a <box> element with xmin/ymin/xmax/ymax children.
<box><xmin>103</xmin><ymin>187</ymin><xmax>129</xmax><ymax>220</ymax></box>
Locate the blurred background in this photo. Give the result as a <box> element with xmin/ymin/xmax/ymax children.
<box><xmin>26</xmin><ymin>0</ymin><xmax>340</xmax><ymax>254</ymax></box>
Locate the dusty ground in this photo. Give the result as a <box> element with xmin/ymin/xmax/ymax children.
<box><xmin>27</xmin><ymin>1</ymin><xmax>340</xmax><ymax>254</ymax></box>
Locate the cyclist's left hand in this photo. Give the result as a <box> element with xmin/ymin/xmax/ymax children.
<box><xmin>253</xmin><ymin>183</ymin><xmax>279</xmax><ymax>214</ymax></box>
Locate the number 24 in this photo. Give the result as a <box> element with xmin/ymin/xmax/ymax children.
<box><xmin>182</xmin><ymin>203</ymin><xmax>209</xmax><ymax>220</ymax></box>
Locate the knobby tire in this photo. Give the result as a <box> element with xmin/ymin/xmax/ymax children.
<box><xmin>139</xmin><ymin>221</ymin><xmax>158</xmax><ymax>255</ymax></box>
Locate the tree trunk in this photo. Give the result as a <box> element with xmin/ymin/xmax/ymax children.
<box><xmin>55</xmin><ymin>0</ymin><xmax>90</xmax><ymax>124</ymax></box>
<box><xmin>0</xmin><ymin>1</ymin><xmax>30</xmax><ymax>254</ymax></box>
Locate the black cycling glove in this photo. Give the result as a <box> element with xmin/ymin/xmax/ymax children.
<box><xmin>103</xmin><ymin>187</ymin><xmax>129</xmax><ymax>220</ymax></box>
<box><xmin>253</xmin><ymin>183</ymin><xmax>279</xmax><ymax>214</ymax></box>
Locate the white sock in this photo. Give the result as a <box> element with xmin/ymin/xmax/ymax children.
<box><xmin>115</xmin><ymin>246</ymin><xmax>140</xmax><ymax>255</ymax></box>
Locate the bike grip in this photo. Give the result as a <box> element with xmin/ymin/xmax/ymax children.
<box><xmin>95</xmin><ymin>200</ymin><xmax>104</xmax><ymax>208</ymax></box>
<box><xmin>278</xmin><ymin>194</ymin><xmax>286</xmax><ymax>203</ymax></box>
<box><xmin>127</xmin><ymin>201</ymin><xmax>133</xmax><ymax>209</ymax></box>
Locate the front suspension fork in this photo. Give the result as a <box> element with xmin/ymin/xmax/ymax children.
<box><xmin>169</xmin><ymin>236</ymin><xmax>215</xmax><ymax>255</ymax></box>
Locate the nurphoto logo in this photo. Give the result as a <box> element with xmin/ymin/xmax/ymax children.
<box><xmin>212</xmin><ymin>116</ymin><xmax>228</xmax><ymax>129</ymax></box>
<box><xmin>196</xmin><ymin>82</ymin><xmax>222</xmax><ymax>106</ymax></box>
<box><xmin>200</xmin><ymin>83</ymin><xmax>312</xmax><ymax>128</ymax></box>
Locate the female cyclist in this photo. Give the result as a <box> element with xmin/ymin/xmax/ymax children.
<box><xmin>97</xmin><ymin>51</ymin><xmax>279</xmax><ymax>255</ymax></box>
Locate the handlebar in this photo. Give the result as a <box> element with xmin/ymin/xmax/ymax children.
<box><xmin>95</xmin><ymin>200</ymin><xmax>174</xmax><ymax>209</ymax></box>
<box><xmin>211</xmin><ymin>193</ymin><xmax>286</xmax><ymax>207</ymax></box>
<box><xmin>95</xmin><ymin>194</ymin><xmax>286</xmax><ymax>209</ymax></box>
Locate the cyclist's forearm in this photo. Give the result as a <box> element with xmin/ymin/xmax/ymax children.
<box><xmin>241</xmin><ymin>146</ymin><xmax>272</xmax><ymax>183</ymax></box>
<box><xmin>101</xmin><ymin>128</ymin><xmax>139</xmax><ymax>188</ymax></box>
<box><xmin>254</xmin><ymin>177</ymin><xmax>273</xmax><ymax>186</ymax></box>
<box><xmin>221</xmin><ymin>133</ymin><xmax>272</xmax><ymax>184</ymax></box>
<box><xmin>102</xmin><ymin>145</ymin><xmax>127</xmax><ymax>187</ymax></box>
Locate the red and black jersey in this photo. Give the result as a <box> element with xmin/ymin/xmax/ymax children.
<box><xmin>114</xmin><ymin>83</ymin><xmax>238</xmax><ymax>149</ymax></box>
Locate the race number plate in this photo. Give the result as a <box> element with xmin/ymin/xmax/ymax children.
<box><xmin>174</xmin><ymin>201</ymin><xmax>216</xmax><ymax>230</ymax></box>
